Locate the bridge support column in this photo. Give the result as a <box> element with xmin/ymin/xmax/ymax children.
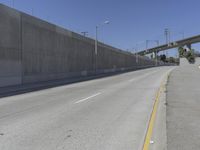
<box><xmin>153</xmin><ymin>51</ymin><xmax>157</xmax><ymax>58</ymax></box>
<box><xmin>186</xmin><ymin>44</ymin><xmax>192</xmax><ymax>50</ymax></box>
<box><xmin>153</xmin><ymin>51</ymin><xmax>158</xmax><ymax>66</ymax></box>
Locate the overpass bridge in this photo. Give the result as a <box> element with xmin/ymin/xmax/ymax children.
<box><xmin>137</xmin><ymin>34</ymin><xmax>200</xmax><ymax>55</ymax></box>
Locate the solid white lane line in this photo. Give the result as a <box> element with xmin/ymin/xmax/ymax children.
<box><xmin>75</xmin><ymin>93</ymin><xmax>101</xmax><ymax>104</ymax></box>
<box><xmin>129</xmin><ymin>70</ymin><xmax>158</xmax><ymax>82</ymax></box>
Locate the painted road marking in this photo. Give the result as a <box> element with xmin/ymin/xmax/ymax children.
<box><xmin>142</xmin><ymin>73</ymin><xmax>169</xmax><ymax>150</ymax></box>
<box><xmin>75</xmin><ymin>93</ymin><xmax>101</xmax><ymax>104</ymax></box>
<box><xmin>129</xmin><ymin>71</ymin><xmax>158</xmax><ymax>82</ymax></box>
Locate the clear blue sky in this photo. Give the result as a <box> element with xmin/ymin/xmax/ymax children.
<box><xmin>0</xmin><ymin>0</ymin><xmax>200</xmax><ymax>55</ymax></box>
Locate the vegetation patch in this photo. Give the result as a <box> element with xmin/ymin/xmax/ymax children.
<box><xmin>178</xmin><ymin>47</ymin><xmax>195</xmax><ymax>64</ymax></box>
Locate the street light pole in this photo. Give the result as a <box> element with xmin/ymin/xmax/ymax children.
<box><xmin>95</xmin><ymin>26</ymin><xmax>98</xmax><ymax>55</ymax></box>
<box><xmin>94</xmin><ymin>26</ymin><xmax>98</xmax><ymax>74</ymax></box>
<box><xmin>94</xmin><ymin>21</ymin><xmax>109</xmax><ymax>74</ymax></box>
<box><xmin>12</xmin><ymin>0</ymin><xmax>14</xmax><ymax>7</ymax></box>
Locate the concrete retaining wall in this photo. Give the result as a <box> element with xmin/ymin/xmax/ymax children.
<box><xmin>0</xmin><ymin>5</ymin><xmax>22</xmax><ymax>87</ymax></box>
<box><xmin>180</xmin><ymin>57</ymin><xmax>200</xmax><ymax>66</ymax></box>
<box><xmin>0</xmin><ymin>4</ymin><xmax>163</xmax><ymax>88</ymax></box>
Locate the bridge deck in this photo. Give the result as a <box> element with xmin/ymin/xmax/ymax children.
<box><xmin>138</xmin><ymin>35</ymin><xmax>200</xmax><ymax>55</ymax></box>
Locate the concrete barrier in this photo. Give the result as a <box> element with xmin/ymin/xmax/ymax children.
<box><xmin>0</xmin><ymin>4</ymin><xmax>163</xmax><ymax>88</ymax></box>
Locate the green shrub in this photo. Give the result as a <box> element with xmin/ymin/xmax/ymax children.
<box><xmin>178</xmin><ymin>47</ymin><xmax>186</xmax><ymax>57</ymax></box>
<box><xmin>186</xmin><ymin>51</ymin><xmax>195</xmax><ymax>63</ymax></box>
<box><xmin>178</xmin><ymin>47</ymin><xmax>195</xmax><ymax>63</ymax></box>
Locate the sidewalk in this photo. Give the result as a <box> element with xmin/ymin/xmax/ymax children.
<box><xmin>166</xmin><ymin>58</ymin><xmax>200</xmax><ymax>150</ymax></box>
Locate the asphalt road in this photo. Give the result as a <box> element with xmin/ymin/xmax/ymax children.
<box><xmin>0</xmin><ymin>67</ymin><xmax>173</xmax><ymax>150</ymax></box>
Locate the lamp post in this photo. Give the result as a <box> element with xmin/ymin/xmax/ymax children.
<box><xmin>12</xmin><ymin>0</ymin><xmax>14</xmax><ymax>7</ymax></box>
<box><xmin>94</xmin><ymin>20</ymin><xmax>109</xmax><ymax>74</ymax></box>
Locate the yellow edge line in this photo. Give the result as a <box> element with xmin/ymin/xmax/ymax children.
<box><xmin>142</xmin><ymin>73</ymin><xmax>169</xmax><ymax>150</ymax></box>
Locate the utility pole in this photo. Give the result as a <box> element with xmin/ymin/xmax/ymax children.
<box><xmin>180</xmin><ymin>31</ymin><xmax>185</xmax><ymax>39</ymax></box>
<box><xmin>165</xmin><ymin>28</ymin><xmax>169</xmax><ymax>44</ymax></box>
<box><xmin>146</xmin><ymin>40</ymin><xmax>149</xmax><ymax>54</ymax></box>
<box><xmin>165</xmin><ymin>28</ymin><xmax>170</xmax><ymax>58</ymax></box>
<box><xmin>81</xmin><ymin>31</ymin><xmax>88</xmax><ymax>37</ymax></box>
<box><xmin>135</xmin><ymin>44</ymin><xmax>138</xmax><ymax>64</ymax></box>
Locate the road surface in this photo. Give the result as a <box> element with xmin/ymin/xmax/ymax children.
<box><xmin>0</xmin><ymin>67</ymin><xmax>174</xmax><ymax>150</ymax></box>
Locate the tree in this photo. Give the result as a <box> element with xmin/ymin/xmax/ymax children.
<box><xmin>186</xmin><ymin>51</ymin><xmax>195</xmax><ymax>63</ymax></box>
<box><xmin>160</xmin><ymin>54</ymin><xmax>167</xmax><ymax>62</ymax></box>
<box><xmin>178</xmin><ymin>47</ymin><xmax>195</xmax><ymax>63</ymax></box>
<box><xmin>178</xmin><ymin>47</ymin><xmax>186</xmax><ymax>57</ymax></box>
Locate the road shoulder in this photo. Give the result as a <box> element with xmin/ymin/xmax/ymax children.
<box><xmin>166</xmin><ymin>61</ymin><xmax>200</xmax><ymax>150</ymax></box>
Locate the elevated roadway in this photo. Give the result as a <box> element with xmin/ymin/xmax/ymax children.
<box><xmin>138</xmin><ymin>35</ymin><xmax>200</xmax><ymax>55</ymax></box>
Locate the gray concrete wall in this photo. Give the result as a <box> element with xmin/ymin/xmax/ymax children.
<box><xmin>21</xmin><ymin>13</ymin><xmax>95</xmax><ymax>84</ymax></box>
<box><xmin>0</xmin><ymin>4</ymin><xmax>162</xmax><ymax>88</ymax></box>
<box><xmin>0</xmin><ymin>4</ymin><xmax>22</xmax><ymax>87</ymax></box>
<box><xmin>180</xmin><ymin>57</ymin><xmax>200</xmax><ymax>66</ymax></box>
